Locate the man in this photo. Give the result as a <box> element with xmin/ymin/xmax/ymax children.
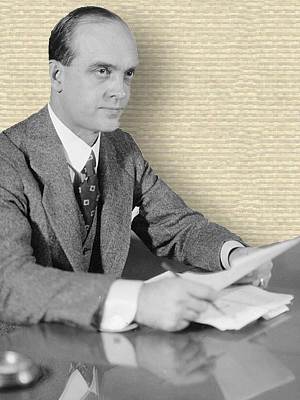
<box><xmin>0</xmin><ymin>6</ymin><xmax>270</xmax><ymax>332</ymax></box>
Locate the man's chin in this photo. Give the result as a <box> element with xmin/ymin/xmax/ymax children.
<box><xmin>98</xmin><ymin>119</ymin><xmax>120</xmax><ymax>133</ymax></box>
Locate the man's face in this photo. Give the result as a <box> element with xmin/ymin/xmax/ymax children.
<box><xmin>54</xmin><ymin>19</ymin><xmax>139</xmax><ymax>134</ymax></box>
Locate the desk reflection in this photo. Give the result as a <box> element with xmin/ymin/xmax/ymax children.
<box><xmin>0</xmin><ymin>318</ymin><xmax>294</xmax><ymax>400</ymax></box>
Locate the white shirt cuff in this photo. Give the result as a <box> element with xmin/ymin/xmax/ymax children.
<box><xmin>220</xmin><ymin>240</ymin><xmax>245</xmax><ymax>270</ymax></box>
<box><xmin>100</xmin><ymin>279</ymin><xmax>143</xmax><ymax>332</ymax></box>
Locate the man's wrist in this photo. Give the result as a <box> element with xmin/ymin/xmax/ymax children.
<box><xmin>99</xmin><ymin>279</ymin><xmax>143</xmax><ymax>332</ymax></box>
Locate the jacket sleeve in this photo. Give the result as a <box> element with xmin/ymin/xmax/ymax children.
<box><xmin>128</xmin><ymin>135</ymin><xmax>245</xmax><ymax>272</ymax></box>
<box><xmin>0</xmin><ymin>153</ymin><xmax>115</xmax><ymax>329</ymax></box>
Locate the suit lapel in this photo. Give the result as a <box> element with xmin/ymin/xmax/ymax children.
<box><xmin>23</xmin><ymin>106</ymin><xmax>84</xmax><ymax>272</ymax></box>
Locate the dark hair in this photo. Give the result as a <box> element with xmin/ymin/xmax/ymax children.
<box><xmin>49</xmin><ymin>6</ymin><xmax>123</xmax><ymax>66</ymax></box>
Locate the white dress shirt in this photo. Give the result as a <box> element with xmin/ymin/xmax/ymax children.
<box><xmin>48</xmin><ymin>103</ymin><xmax>242</xmax><ymax>332</ymax></box>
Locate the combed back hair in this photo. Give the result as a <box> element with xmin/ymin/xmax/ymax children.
<box><xmin>49</xmin><ymin>6</ymin><xmax>123</xmax><ymax>66</ymax></box>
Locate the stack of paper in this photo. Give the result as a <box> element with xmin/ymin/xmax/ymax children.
<box><xmin>148</xmin><ymin>236</ymin><xmax>299</xmax><ymax>331</ymax></box>
<box><xmin>196</xmin><ymin>285</ymin><xmax>293</xmax><ymax>330</ymax></box>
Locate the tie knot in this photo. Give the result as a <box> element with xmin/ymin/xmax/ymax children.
<box><xmin>82</xmin><ymin>151</ymin><xmax>96</xmax><ymax>178</ymax></box>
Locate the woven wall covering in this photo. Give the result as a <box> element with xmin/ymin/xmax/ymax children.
<box><xmin>1</xmin><ymin>0</ymin><xmax>300</xmax><ymax>245</ymax></box>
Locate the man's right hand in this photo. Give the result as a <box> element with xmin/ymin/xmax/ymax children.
<box><xmin>135</xmin><ymin>330</ymin><xmax>214</xmax><ymax>385</ymax></box>
<box><xmin>135</xmin><ymin>278</ymin><xmax>217</xmax><ymax>331</ymax></box>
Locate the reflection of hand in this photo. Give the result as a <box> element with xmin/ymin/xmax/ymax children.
<box><xmin>135</xmin><ymin>278</ymin><xmax>217</xmax><ymax>331</ymax></box>
<box><xmin>135</xmin><ymin>331</ymin><xmax>215</xmax><ymax>385</ymax></box>
<box><xmin>229</xmin><ymin>247</ymin><xmax>273</xmax><ymax>288</ymax></box>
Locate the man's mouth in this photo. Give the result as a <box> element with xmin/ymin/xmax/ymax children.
<box><xmin>99</xmin><ymin>107</ymin><xmax>124</xmax><ymax>111</ymax></box>
<box><xmin>99</xmin><ymin>107</ymin><xmax>124</xmax><ymax>119</ymax></box>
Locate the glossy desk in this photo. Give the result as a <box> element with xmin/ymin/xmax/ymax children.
<box><xmin>0</xmin><ymin>237</ymin><xmax>299</xmax><ymax>399</ymax></box>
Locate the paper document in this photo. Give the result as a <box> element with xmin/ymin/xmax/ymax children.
<box><xmin>196</xmin><ymin>285</ymin><xmax>293</xmax><ymax>330</ymax></box>
<box><xmin>183</xmin><ymin>235</ymin><xmax>300</xmax><ymax>291</ymax></box>
<box><xmin>154</xmin><ymin>235</ymin><xmax>300</xmax><ymax>291</ymax></box>
<box><xmin>147</xmin><ymin>236</ymin><xmax>298</xmax><ymax>330</ymax></box>
<box><xmin>148</xmin><ymin>275</ymin><xmax>294</xmax><ymax>330</ymax></box>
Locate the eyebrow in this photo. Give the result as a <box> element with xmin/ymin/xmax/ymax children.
<box><xmin>88</xmin><ymin>62</ymin><xmax>138</xmax><ymax>71</ymax></box>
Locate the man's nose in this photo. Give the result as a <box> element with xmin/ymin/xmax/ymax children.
<box><xmin>108</xmin><ymin>75</ymin><xmax>127</xmax><ymax>100</ymax></box>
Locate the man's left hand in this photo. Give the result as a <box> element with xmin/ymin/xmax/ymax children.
<box><xmin>229</xmin><ymin>247</ymin><xmax>273</xmax><ymax>288</ymax></box>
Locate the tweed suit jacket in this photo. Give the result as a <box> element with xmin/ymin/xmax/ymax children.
<box><xmin>0</xmin><ymin>106</ymin><xmax>242</xmax><ymax>328</ymax></box>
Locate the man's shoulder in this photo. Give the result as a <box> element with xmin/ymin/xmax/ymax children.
<box><xmin>0</xmin><ymin>106</ymin><xmax>49</xmax><ymax>166</ymax></box>
<box><xmin>103</xmin><ymin>128</ymin><xmax>141</xmax><ymax>154</ymax></box>
<box><xmin>102</xmin><ymin>129</ymin><xmax>146</xmax><ymax>174</ymax></box>
<box><xmin>2</xmin><ymin>106</ymin><xmax>48</xmax><ymax>143</ymax></box>
<box><xmin>104</xmin><ymin>128</ymin><xmax>134</xmax><ymax>143</ymax></box>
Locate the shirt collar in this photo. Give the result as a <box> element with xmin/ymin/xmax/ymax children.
<box><xmin>48</xmin><ymin>103</ymin><xmax>100</xmax><ymax>174</ymax></box>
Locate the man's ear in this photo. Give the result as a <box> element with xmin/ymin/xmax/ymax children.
<box><xmin>49</xmin><ymin>60</ymin><xmax>64</xmax><ymax>93</ymax></box>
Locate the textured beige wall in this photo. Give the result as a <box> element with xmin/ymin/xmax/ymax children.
<box><xmin>1</xmin><ymin>1</ymin><xmax>300</xmax><ymax>246</ymax></box>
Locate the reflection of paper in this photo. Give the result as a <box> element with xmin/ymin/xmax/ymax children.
<box><xmin>196</xmin><ymin>285</ymin><xmax>293</xmax><ymax>330</ymax></box>
<box><xmin>183</xmin><ymin>236</ymin><xmax>300</xmax><ymax>291</ymax></box>
<box><xmin>213</xmin><ymin>341</ymin><xmax>294</xmax><ymax>400</ymax></box>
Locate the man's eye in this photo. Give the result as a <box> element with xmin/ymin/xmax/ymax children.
<box><xmin>125</xmin><ymin>70</ymin><xmax>135</xmax><ymax>80</ymax></box>
<box><xmin>96</xmin><ymin>67</ymin><xmax>111</xmax><ymax>77</ymax></box>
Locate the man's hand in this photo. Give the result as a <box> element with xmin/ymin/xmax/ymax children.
<box><xmin>135</xmin><ymin>331</ymin><xmax>214</xmax><ymax>385</ymax></box>
<box><xmin>229</xmin><ymin>247</ymin><xmax>273</xmax><ymax>288</ymax></box>
<box><xmin>135</xmin><ymin>278</ymin><xmax>217</xmax><ymax>331</ymax></box>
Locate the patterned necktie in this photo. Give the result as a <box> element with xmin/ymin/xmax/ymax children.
<box><xmin>75</xmin><ymin>150</ymin><xmax>100</xmax><ymax>233</ymax></box>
